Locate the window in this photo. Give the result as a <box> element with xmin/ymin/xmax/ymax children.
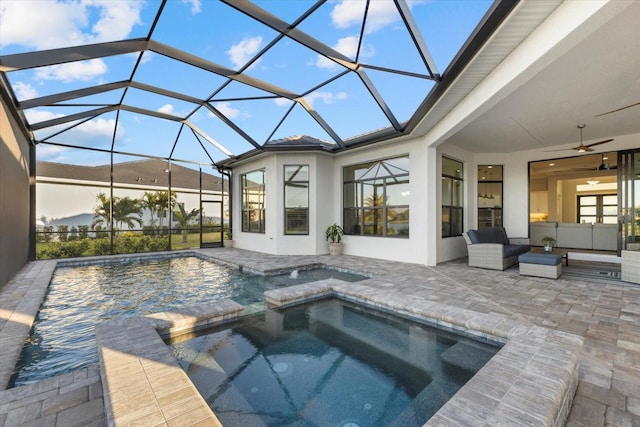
<box><xmin>578</xmin><ymin>194</ymin><xmax>617</xmax><ymax>224</ymax></box>
<box><xmin>478</xmin><ymin>165</ymin><xmax>503</xmax><ymax>229</ymax></box>
<box><xmin>343</xmin><ymin>156</ymin><xmax>409</xmax><ymax>237</ymax></box>
<box><xmin>442</xmin><ymin>157</ymin><xmax>463</xmax><ymax>237</ymax></box>
<box><xmin>284</xmin><ymin>165</ymin><xmax>309</xmax><ymax>235</ymax></box>
<box><xmin>241</xmin><ymin>170</ymin><xmax>265</xmax><ymax>233</ymax></box>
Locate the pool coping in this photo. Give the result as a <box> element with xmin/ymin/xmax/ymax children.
<box><xmin>94</xmin><ymin>277</ymin><xmax>582</xmax><ymax>426</ymax></box>
<box><xmin>1</xmin><ymin>253</ymin><xmax>583</xmax><ymax>426</ymax></box>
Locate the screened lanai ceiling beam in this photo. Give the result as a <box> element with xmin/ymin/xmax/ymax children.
<box><xmin>148</xmin><ymin>40</ymin><xmax>300</xmax><ymax>100</ymax></box>
<box><xmin>204</xmin><ymin>103</ymin><xmax>261</xmax><ymax>149</ymax></box>
<box><xmin>183</xmin><ymin>121</ymin><xmax>234</xmax><ymax>157</ymax></box>
<box><xmin>0</xmin><ymin>39</ymin><xmax>149</xmax><ymax>72</ymax></box>
<box><xmin>18</xmin><ymin>81</ymin><xmax>130</xmax><ymax>110</ymax></box>
<box><xmin>120</xmin><ymin>104</ymin><xmax>185</xmax><ymax>122</ymax></box>
<box><xmin>356</xmin><ymin>68</ymin><xmax>402</xmax><ymax>131</ymax></box>
<box><xmin>29</xmin><ymin>105</ymin><xmax>117</xmax><ymax>131</ymax></box>
<box><xmin>296</xmin><ymin>97</ymin><xmax>344</xmax><ymax>147</ymax></box>
<box><xmin>222</xmin><ymin>0</ymin><xmax>356</xmax><ymax>71</ymax></box>
<box><xmin>129</xmin><ymin>81</ymin><xmax>203</xmax><ymax>106</ymax></box>
<box><xmin>394</xmin><ymin>0</ymin><xmax>440</xmax><ymax>79</ymax></box>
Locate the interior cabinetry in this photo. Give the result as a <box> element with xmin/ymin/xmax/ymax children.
<box><xmin>530</xmin><ymin>191</ymin><xmax>548</xmax><ymax>213</ymax></box>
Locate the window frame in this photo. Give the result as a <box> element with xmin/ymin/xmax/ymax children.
<box><xmin>241</xmin><ymin>169</ymin><xmax>266</xmax><ymax>234</ymax></box>
<box><xmin>442</xmin><ymin>157</ymin><xmax>464</xmax><ymax>238</ymax></box>
<box><xmin>283</xmin><ymin>165</ymin><xmax>309</xmax><ymax>235</ymax></box>
<box><xmin>342</xmin><ymin>156</ymin><xmax>410</xmax><ymax>238</ymax></box>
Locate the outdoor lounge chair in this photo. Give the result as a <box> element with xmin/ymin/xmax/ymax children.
<box><xmin>462</xmin><ymin>227</ymin><xmax>530</xmax><ymax>271</ymax></box>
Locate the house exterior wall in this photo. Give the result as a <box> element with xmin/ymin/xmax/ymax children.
<box><xmin>332</xmin><ymin>139</ymin><xmax>428</xmax><ymax>264</ymax></box>
<box><xmin>231</xmin><ymin>152</ymin><xmax>334</xmax><ymax>255</ymax></box>
<box><xmin>225</xmin><ymin>129</ymin><xmax>639</xmax><ymax>266</ymax></box>
<box><xmin>0</xmin><ymin>94</ymin><xmax>31</xmax><ymax>289</ymax></box>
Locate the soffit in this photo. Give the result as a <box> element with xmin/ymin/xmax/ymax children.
<box><xmin>443</xmin><ymin>0</ymin><xmax>640</xmax><ymax>154</ymax></box>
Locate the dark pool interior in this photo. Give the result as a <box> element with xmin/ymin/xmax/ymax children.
<box><xmin>170</xmin><ymin>298</ymin><xmax>501</xmax><ymax>426</ymax></box>
<box><xmin>10</xmin><ymin>257</ymin><xmax>366</xmax><ymax>387</ymax></box>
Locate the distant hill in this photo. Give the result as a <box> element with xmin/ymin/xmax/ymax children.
<box><xmin>50</xmin><ymin>213</ymin><xmax>94</xmax><ymax>227</ymax></box>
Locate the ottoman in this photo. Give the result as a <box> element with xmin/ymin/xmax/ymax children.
<box><xmin>518</xmin><ymin>252</ymin><xmax>562</xmax><ymax>279</ymax></box>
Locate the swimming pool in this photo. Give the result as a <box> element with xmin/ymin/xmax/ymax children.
<box><xmin>170</xmin><ymin>298</ymin><xmax>501</xmax><ymax>426</ymax></box>
<box><xmin>10</xmin><ymin>257</ymin><xmax>366</xmax><ymax>387</ymax></box>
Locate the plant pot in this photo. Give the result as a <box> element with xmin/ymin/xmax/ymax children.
<box><xmin>328</xmin><ymin>242</ymin><xmax>342</xmax><ymax>256</ymax></box>
<box><xmin>544</xmin><ymin>244</ymin><xmax>552</xmax><ymax>252</ymax></box>
<box><xmin>223</xmin><ymin>240</ymin><xmax>233</xmax><ymax>249</ymax></box>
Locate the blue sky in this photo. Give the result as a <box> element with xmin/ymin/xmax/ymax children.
<box><xmin>1</xmin><ymin>0</ymin><xmax>492</xmax><ymax>167</ymax></box>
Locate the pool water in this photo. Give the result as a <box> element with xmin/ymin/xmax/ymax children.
<box><xmin>170</xmin><ymin>298</ymin><xmax>501</xmax><ymax>426</ymax></box>
<box><xmin>10</xmin><ymin>257</ymin><xmax>365</xmax><ymax>387</ymax></box>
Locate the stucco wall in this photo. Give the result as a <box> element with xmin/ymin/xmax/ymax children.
<box><xmin>0</xmin><ymin>94</ymin><xmax>31</xmax><ymax>289</ymax></box>
<box><xmin>231</xmin><ymin>152</ymin><xmax>334</xmax><ymax>256</ymax></box>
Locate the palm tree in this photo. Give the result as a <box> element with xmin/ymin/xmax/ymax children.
<box><xmin>92</xmin><ymin>193</ymin><xmax>112</xmax><ymax>231</ymax></box>
<box><xmin>92</xmin><ymin>193</ymin><xmax>143</xmax><ymax>235</ymax></box>
<box><xmin>113</xmin><ymin>197</ymin><xmax>143</xmax><ymax>231</ymax></box>
<box><xmin>156</xmin><ymin>191</ymin><xmax>176</xmax><ymax>235</ymax></box>
<box><xmin>141</xmin><ymin>191</ymin><xmax>159</xmax><ymax>232</ymax></box>
<box><xmin>173</xmin><ymin>203</ymin><xmax>199</xmax><ymax>243</ymax></box>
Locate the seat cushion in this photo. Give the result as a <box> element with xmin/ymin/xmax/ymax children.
<box><xmin>504</xmin><ymin>244</ymin><xmax>531</xmax><ymax>257</ymax></box>
<box><xmin>467</xmin><ymin>227</ymin><xmax>509</xmax><ymax>244</ymax></box>
<box><xmin>519</xmin><ymin>252</ymin><xmax>562</xmax><ymax>266</ymax></box>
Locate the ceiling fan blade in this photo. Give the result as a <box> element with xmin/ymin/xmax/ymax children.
<box><xmin>595</xmin><ymin>102</ymin><xmax>640</xmax><ymax>117</ymax></box>
<box><xmin>544</xmin><ymin>147</ymin><xmax>574</xmax><ymax>152</ymax></box>
<box><xmin>584</xmin><ymin>138</ymin><xmax>614</xmax><ymax>148</ymax></box>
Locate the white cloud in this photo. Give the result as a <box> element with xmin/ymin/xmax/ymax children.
<box><xmin>1</xmin><ymin>1</ymin><xmax>143</xmax><ymax>86</ymax></box>
<box><xmin>139</xmin><ymin>51</ymin><xmax>154</xmax><ymax>64</ymax></box>
<box><xmin>35</xmin><ymin>143</ymin><xmax>71</xmax><ymax>162</ymax></box>
<box><xmin>315</xmin><ymin>36</ymin><xmax>375</xmax><ymax>70</ymax></box>
<box><xmin>25</xmin><ymin>109</ymin><xmax>123</xmax><ymax>147</ymax></box>
<box><xmin>182</xmin><ymin>0</ymin><xmax>202</xmax><ymax>15</ymax></box>
<box><xmin>214</xmin><ymin>102</ymin><xmax>240</xmax><ymax>119</ymax></box>
<box><xmin>227</xmin><ymin>36</ymin><xmax>263</xmax><ymax>69</ymax></box>
<box><xmin>27</xmin><ymin>108</ymin><xmax>66</xmax><ymax>122</ymax></box>
<box><xmin>331</xmin><ymin>0</ymin><xmax>399</xmax><ymax>33</ymax></box>
<box><xmin>0</xmin><ymin>0</ymin><xmax>143</xmax><ymax>50</ymax></box>
<box><xmin>158</xmin><ymin>104</ymin><xmax>180</xmax><ymax>116</ymax></box>
<box><xmin>12</xmin><ymin>81</ymin><xmax>39</xmax><ymax>100</ymax></box>
<box><xmin>306</xmin><ymin>91</ymin><xmax>348</xmax><ymax>107</ymax></box>
<box><xmin>34</xmin><ymin>59</ymin><xmax>108</xmax><ymax>82</ymax></box>
<box><xmin>273</xmin><ymin>98</ymin><xmax>292</xmax><ymax>107</ymax></box>
<box><xmin>88</xmin><ymin>0</ymin><xmax>144</xmax><ymax>43</ymax></box>
<box><xmin>76</xmin><ymin>117</ymin><xmax>120</xmax><ymax>137</ymax></box>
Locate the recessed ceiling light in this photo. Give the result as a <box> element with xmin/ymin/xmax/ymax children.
<box><xmin>549</xmin><ymin>163</ymin><xmax>555</xmax><ymax>166</ymax></box>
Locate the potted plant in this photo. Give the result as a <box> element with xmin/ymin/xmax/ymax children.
<box><xmin>325</xmin><ymin>223</ymin><xmax>344</xmax><ymax>256</ymax></box>
<box><xmin>223</xmin><ymin>230</ymin><xmax>233</xmax><ymax>248</ymax></box>
<box><xmin>541</xmin><ymin>236</ymin><xmax>556</xmax><ymax>252</ymax></box>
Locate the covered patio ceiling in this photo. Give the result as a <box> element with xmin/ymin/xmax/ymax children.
<box><xmin>436</xmin><ymin>0</ymin><xmax>640</xmax><ymax>154</ymax></box>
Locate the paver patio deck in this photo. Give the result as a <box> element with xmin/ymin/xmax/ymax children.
<box><xmin>1</xmin><ymin>248</ymin><xmax>638</xmax><ymax>426</ymax></box>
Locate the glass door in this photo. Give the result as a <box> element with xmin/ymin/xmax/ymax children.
<box><xmin>619</xmin><ymin>150</ymin><xmax>640</xmax><ymax>252</ymax></box>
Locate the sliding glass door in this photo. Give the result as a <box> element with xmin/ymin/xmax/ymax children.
<box><xmin>619</xmin><ymin>150</ymin><xmax>640</xmax><ymax>252</ymax></box>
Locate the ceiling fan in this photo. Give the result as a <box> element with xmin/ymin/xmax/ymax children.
<box><xmin>546</xmin><ymin>124</ymin><xmax>614</xmax><ymax>153</ymax></box>
<box><xmin>597</xmin><ymin>153</ymin><xmax>616</xmax><ymax>170</ymax></box>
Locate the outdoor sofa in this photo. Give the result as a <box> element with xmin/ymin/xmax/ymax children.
<box><xmin>462</xmin><ymin>227</ymin><xmax>530</xmax><ymax>270</ymax></box>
